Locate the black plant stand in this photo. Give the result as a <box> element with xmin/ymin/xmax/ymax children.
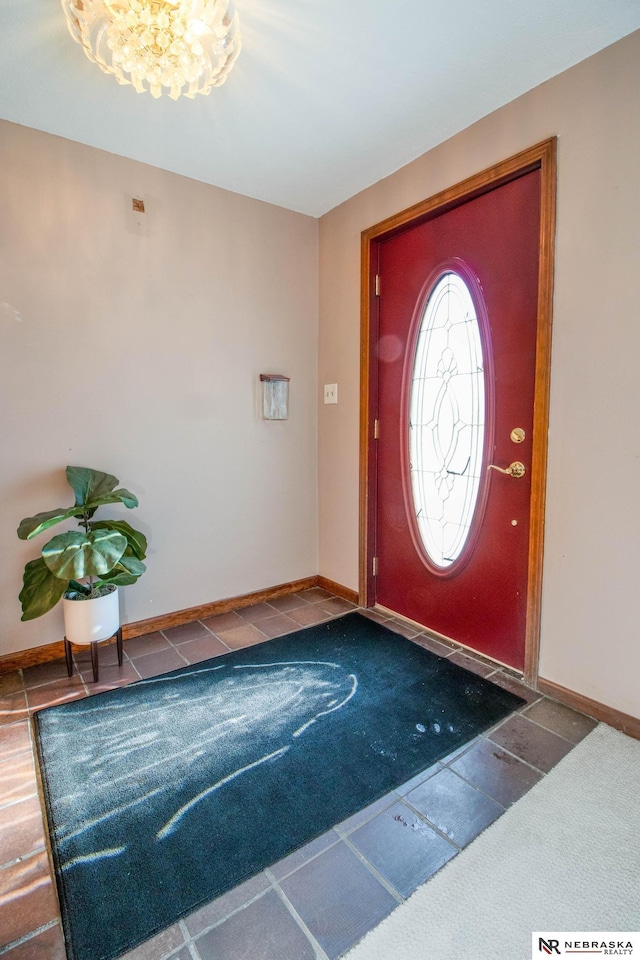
<box><xmin>64</xmin><ymin>627</ymin><xmax>123</xmax><ymax>683</ymax></box>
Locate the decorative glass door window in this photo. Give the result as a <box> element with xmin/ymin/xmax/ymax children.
<box><xmin>408</xmin><ymin>269</ymin><xmax>487</xmax><ymax>570</ymax></box>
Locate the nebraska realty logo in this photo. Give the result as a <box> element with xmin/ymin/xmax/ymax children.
<box><xmin>533</xmin><ymin>933</ymin><xmax>639</xmax><ymax>956</ymax></box>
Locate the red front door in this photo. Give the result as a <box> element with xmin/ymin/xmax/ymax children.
<box><xmin>374</xmin><ymin>169</ymin><xmax>542</xmax><ymax>670</ymax></box>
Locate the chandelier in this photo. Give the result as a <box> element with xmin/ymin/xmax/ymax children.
<box><xmin>60</xmin><ymin>0</ymin><xmax>241</xmax><ymax>100</ymax></box>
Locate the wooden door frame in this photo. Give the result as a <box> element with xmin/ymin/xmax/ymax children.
<box><xmin>359</xmin><ymin>138</ymin><xmax>557</xmax><ymax>685</ymax></box>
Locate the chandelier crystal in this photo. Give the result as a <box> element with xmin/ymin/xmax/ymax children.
<box><xmin>60</xmin><ymin>0</ymin><xmax>241</xmax><ymax>100</ymax></box>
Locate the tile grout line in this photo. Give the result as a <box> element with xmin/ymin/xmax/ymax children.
<box><xmin>268</xmin><ymin>835</ymin><xmax>343</xmax><ymax>883</ymax></box>
<box><xmin>489</xmin><ymin>705</ymin><xmax>592</xmax><ymax>748</ymax></box>
<box><xmin>0</xmin><ymin>919</ymin><xmax>60</xmax><ymax>956</ymax></box>
<box><xmin>434</xmin><ymin>759</ymin><xmax>523</xmax><ymax>809</ymax></box>
<box><xmin>478</xmin><ymin>730</ymin><xmax>567</xmax><ymax>776</ymax></box>
<box><xmin>334</xmin><ymin>793</ymin><xmax>403</xmax><ymax>838</ymax></box>
<box><xmin>0</xmin><ymin>844</ymin><xmax>48</xmax><ymax>873</ymax></box>
<box><xmin>175</xmin><ymin>919</ymin><xmax>200</xmax><ymax>960</ymax></box>
<box><xmin>394</xmin><ymin>793</ymin><xmax>465</xmax><ymax>853</ymax></box>
<box><xmin>339</xmin><ymin>832</ymin><xmax>407</xmax><ymax>903</ymax></box>
<box><xmin>441</xmin><ymin>733</ymin><xmax>536</xmax><ymax>775</ymax></box>
<box><xmin>269</xmin><ymin>873</ymin><xmax>333</xmax><ymax>960</ymax></box>
<box><xmin>518</xmin><ymin>703</ymin><xmax>596</xmax><ymax>745</ymax></box>
<box><xmin>183</xmin><ymin>883</ymin><xmax>275</xmax><ymax>939</ymax></box>
<box><xmin>173</xmin><ymin>865</ymin><xmax>332</xmax><ymax>960</ymax></box>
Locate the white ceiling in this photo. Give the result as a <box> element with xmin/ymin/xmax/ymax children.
<box><xmin>1</xmin><ymin>1</ymin><xmax>639</xmax><ymax>217</ymax></box>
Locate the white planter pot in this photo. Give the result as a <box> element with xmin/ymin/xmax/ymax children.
<box><xmin>62</xmin><ymin>586</ymin><xmax>120</xmax><ymax>646</ymax></box>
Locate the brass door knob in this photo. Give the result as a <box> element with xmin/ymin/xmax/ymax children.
<box><xmin>487</xmin><ymin>461</ymin><xmax>526</xmax><ymax>478</ymax></box>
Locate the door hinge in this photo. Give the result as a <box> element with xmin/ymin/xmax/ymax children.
<box><xmin>374</xmin><ymin>418</ymin><xmax>380</xmax><ymax>439</ymax></box>
<box><xmin>375</xmin><ymin>274</ymin><xmax>381</xmax><ymax>297</ymax></box>
<box><xmin>372</xmin><ymin>556</ymin><xmax>378</xmax><ymax>577</ymax></box>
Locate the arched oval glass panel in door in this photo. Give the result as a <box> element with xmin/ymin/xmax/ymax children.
<box><xmin>408</xmin><ymin>268</ymin><xmax>489</xmax><ymax>571</ymax></box>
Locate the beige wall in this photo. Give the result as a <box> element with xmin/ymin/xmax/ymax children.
<box><xmin>0</xmin><ymin>121</ymin><xmax>319</xmax><ymax>656</ymax></box>
<box><xmin>318</xmin><ymin>30</ymin><xmax>640</xmax><ymax>719</ymax></box>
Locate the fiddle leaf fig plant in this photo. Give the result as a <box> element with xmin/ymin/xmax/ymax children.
<box><xmin>18</xmin><ymin>466</ymin><xmax>147</xmax><ymax>621</ymax></box>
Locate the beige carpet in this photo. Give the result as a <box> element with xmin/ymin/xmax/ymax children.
<box><xmin>345</xmin><ymin>723</ymin><xmax>640</xmax><ymax>960</ymax></box>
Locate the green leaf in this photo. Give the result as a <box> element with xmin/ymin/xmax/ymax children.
<box><xmin>113</xmin><ymin>488</ymin><xmax>139</xmax><ymax>509</ymax></box>
<box><xmin>17</xmin><ymin>506</ymin><xmax>81</xmax><ymax>541</ymax></box>
<box><xmin>85</xmin><ymin>488</ymin><xmax>139</xmax><ymax>511</ymax></box>
<box><xmin>91</xmin><ymin>520</ymin><xmax>147</xmax><ymax>559</ymax></box>
<box><xmin>65</xmin><ymin>466</ymin><xmax>119</xmax><ymax>507</ymax></box>
<box><xmin>42</xmin><ymin>529</ymin><xmax>127</xmax><ymax>580</ymax></box>
<box><xmin>97</xmin><ymin>571</ymin><xmax>136</xmax><ymax>587</ymax></box>
<box><xmin>98</xmin><ymin>555</ymin><xmax>146</xmax><ymax>587</ymax></box>
<box><xmin>118</xmin><ymin>555</ymin><xmax>146</xmax><ymax>577</ymax></box>
<box><xmin>19</xmin><ymin>558</ymin><xmax>69</xmax><ymax>621</ymax></box>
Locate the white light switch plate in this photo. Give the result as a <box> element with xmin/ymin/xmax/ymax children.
<box><xmin>324</xmin><ymin>383</ymin><xmax>338</xmax><ymax>404</ymax></box>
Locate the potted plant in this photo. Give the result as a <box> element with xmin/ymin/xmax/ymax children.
<box><xmin>17</xmin><ymin>466</ymin><xmax>147</xmax><ymax>663</ymax></box>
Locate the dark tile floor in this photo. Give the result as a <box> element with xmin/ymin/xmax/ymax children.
<box><xmin>0</xmin><ymin>589</ymin><xmax>598</xmax><ymax>960</ymax></box>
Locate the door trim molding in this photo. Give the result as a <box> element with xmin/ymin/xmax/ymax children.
<box><xmin>359</xmin><ymin>138</ymin><xmax>557</xmax><ymax>686</ymax></box>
